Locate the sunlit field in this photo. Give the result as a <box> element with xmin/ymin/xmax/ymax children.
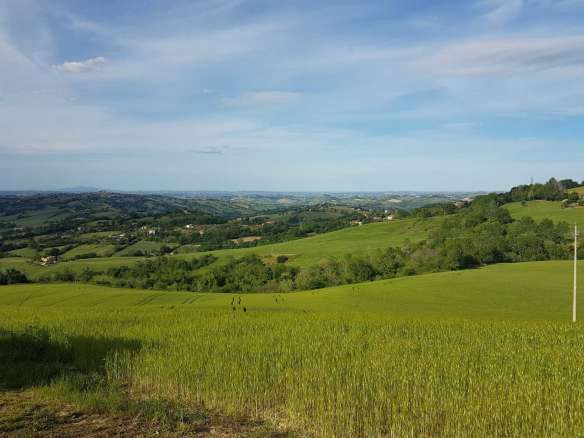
<box><xmin>1</xmin><ymin>261</ymin><xmax>583</xmax><ymax>436</ymax></box>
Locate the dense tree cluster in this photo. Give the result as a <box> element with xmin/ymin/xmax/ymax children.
<box><xmin>426</xmin><ymin>201</ymin><xmax>569</xmax><ymax>269</ymax></box>
<box><xmin>0</xmin><ymin>269</ymin><xmax>29</xmax><ymax>285</ymax></box>
<box><xmin>559</xmin><ymin>179</ymin><xmax>582</xmax><ymax>190</ymax></box>
<box><xmin>44</xmin><ymin>255</ymin><xmax>218</xmax><ymax>290</ymax></box>
<box><xmin>402</xmin><ymin>202</ymin><xmax>460</xmax><ymax>219</ymax></box>
<box><xmin>482</xmin><ymin>177</ymin><xmax>582</xmax><ymax>204</ymax></box>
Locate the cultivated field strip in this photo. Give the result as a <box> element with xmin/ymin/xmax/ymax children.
<box><xmin>1</xmin><ymin>261</ymin><xmax>583</xmax><ymax>435</ymax></box>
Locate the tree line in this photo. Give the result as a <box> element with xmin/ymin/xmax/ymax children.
<box><xmin>482</xmin><ymin>177</ymin><xmax>582</xmax><ymax>204</ymax></box>
<box><xmin>0</xmin><ymin>269</ymin><xmax>29</xmax><ymax>285</ymax></box>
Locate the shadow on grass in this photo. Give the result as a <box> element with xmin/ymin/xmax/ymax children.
<box><xmin>0</xmin><ymin>327</ymin><xmax>141</xmax><ymax>390</ymax></box>
<box><xmin>0</xmin><ymin>328</ymin><xmax>284</xmax><ymax>434</ymax></box>
<box><xmin>0</xmin><ymin>327</ymin><xmax>211</xmax><ymax>429</ymax></box>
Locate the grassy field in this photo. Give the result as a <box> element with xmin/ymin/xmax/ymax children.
<box><xmin>197</xmin><ymin>217</ymin><xmax>438</xmax><ymax>267</ymax></box>
<box><xmin>78</xmin><ymin>230</ymin><xmax>121</xmax><ymax>241</ymax></box>
<box><xmin>114</xmin><ymin>240</ymin><xmax>177</xmax><ymax>257</ymax></box>
<box><xmin>0</xmin><ymin>257</ymin><xmax>46</xmax><ymax>276</ymax></box>
<box><xmin>505</xmin><ymin>200</ymin><xmax>584</xmax><ymax>229</ymax></box>
<box><xmin>173</xmin><ymin>244</ymin><xmax>201</xmax><ymax>254</ymax></box>
<box><xmin>1</xmin><ymin>261</ymin><xmax>584</xmax><ymax>436</ymax></box>
<box><xmin>0</xmin><ymin>261</ymin><xmax>576</xmax><ymax>319</ymax></box>
<box><xmin>8</xmin><ymin>247</ymin><xmax>38</xmax><ymax>258</ymax></box>
<box><xmin>61</xmin><ymin>244</ymin><xmax>118</xmax><ymax>261</ymax></box>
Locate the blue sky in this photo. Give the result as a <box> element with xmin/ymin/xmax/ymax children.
<box><xmin>1</xmin><ymin>0</ymin><xmax>584</xmax><ymax>191</ymax></box>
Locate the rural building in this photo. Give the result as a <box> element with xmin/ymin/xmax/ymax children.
<box><xmin>40</xmin><ymin>255</ymin><xmax>58</xmax><ymax>266</ymax></box>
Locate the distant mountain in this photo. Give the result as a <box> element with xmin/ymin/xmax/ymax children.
<box><xmin>55</xmin><ymin>186</ymin><xmax>101</xmax><ymax>193</ymax></box>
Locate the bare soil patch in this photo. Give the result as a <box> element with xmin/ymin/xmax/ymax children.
<box><xmin>0</xmin><ymin>391</ymin><xmax>289</xmax><ymax>437</ymax></box>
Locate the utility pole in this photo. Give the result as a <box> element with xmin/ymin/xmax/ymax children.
<box><xmin>574</xmin><ymin>224</ymin><xmax>578</xmax><ymax>323</ymax></box>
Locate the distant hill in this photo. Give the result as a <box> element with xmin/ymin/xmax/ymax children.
<box><xmin>0</xmin><ymin>191</ymin><xmax>271</xmax><ymax>227</ymax></box>
<box><xmin>55</xmin><ymin>186</ymin><xmax>101</xmax><ymax>193</ymax></box>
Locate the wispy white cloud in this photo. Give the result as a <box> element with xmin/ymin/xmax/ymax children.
<box><xmin>415</xmin><ymin>36</ymin><xmax>584</xmax><ymax>76</ymax></box>
<box><xmin>192</xmin><ymin>145</ymin><xmax>227</xmax><ymax>155</ymax></box>
<box><xmin>53</xmin><ymin>56</ymin><xmax>105</xmax><ymax>73</ymax></box>
<box><xmin>2</xmin><ymin>0</ymin><xmax>584</xmax><ymax>190</ymax></box>
<box><xmin>479</xmin><ymin>0</ymin><xmax>524</xmax><ymax>26</ymax></box>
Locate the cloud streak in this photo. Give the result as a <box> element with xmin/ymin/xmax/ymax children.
<box><xmin>192</xmin><ymin>146</ymin><xmax>226</xmax><ymax>155</ymax></box>
<box><xmin>480</xmin><ymin>0</ymin><xmax>524</xmax><ymax>26</ymax></box>
<box><xmin>416</xmin><ymin>36</ymin><xmax>584</xmax><ymax>76</ymax></box>
<box><xmin>54</xmin><ymin>56</ymin><xmax>105</xmax><ymax>73</ymax></box>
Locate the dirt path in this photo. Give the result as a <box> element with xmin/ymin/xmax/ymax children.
<box><xmin>0</xmin><ymin>391</ymin><xmax>288</xmax><ymax>437</ymax></box>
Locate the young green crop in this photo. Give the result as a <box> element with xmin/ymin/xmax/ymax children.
<box><xmin>1</xmin><ymin>260</ymin><xmax>583</xmax><ymax>436</ymax></box>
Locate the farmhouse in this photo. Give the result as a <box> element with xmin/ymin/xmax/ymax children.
<box><xmin>40</xmin><ymin>255</ymin><xmax>58</xmax><ymax>266</ymax></box>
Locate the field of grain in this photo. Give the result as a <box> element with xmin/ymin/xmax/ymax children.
<box><xmin>1</xmin><ymin>261</ymin><xmax>583</xmax><ymax>436</ymax></box>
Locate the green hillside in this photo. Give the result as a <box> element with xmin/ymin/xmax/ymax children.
<box><xmin>1</xmin><ymin>261</ymin><xmax>577</xmax><ymax>320</ymax></box>
<box><xmin>569</xmin><ymin>186</ymin><xmax>584</xmax><ymax>195</ymax></box>
<box><xmin>0</xmin><ymin>217</ymin><xmax>439</xmax><ymax>278</ymax></box>
<box><xmin>61</xmin><ymin>243</ymin><xmax>117</xmax><ymax>260</ymax></box>
<box><xmin>199</xmin><ymin>216</ymin><xmax>438</xmax><ymax>267</ymax></box>
<box><xmin>0</xmin><ymin>206</ymin><xmax>72</xmax><ymax>228</ymax></box>
<box><xmin>114</xmin><ymin>240</ymin><xmax>177</xmax><ymax>256</ymax></box>
<box><xmin>8</xmin><ymin>247</ymin><xmax>38</xmax><ymax>258</ymax></box>
<box><xmin>505</xmin><ymin>200</ymin><xmax>584</xmax><ymax>229</ymax></box>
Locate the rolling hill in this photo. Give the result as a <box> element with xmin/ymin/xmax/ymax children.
<box><xmin>504</xmin><ymin>200</ymin><xmax>584</xmax><ymax>229</ymax></box>
<box><xmin>0</xmin><ymin>216</ymin><xmax>441</xmax><ymax>278</ymax></box>
<box><xmin>0</xmin><ymin>260</ymin><xmax>577</xmax><ymax>321</ymax></box>
<box><xmin>200</xmin><ymin>216</ymin><xmax>439</xmax><ymax>267</ymax></box>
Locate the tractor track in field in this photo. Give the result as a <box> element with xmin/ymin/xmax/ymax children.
<box><xmin>182</xmin><ymin>296</ymin><xmax>201</xmax><ymax>305</ymax></box>
<box><xmin>17</xmin><ymin>294</ymin><xmax>32</xmax><ymax>306</ymax></box>
<box><xmin>42</xmin><ymin>293</ymin><xmax>87</xmax><ymax>307</ymax></box>
<box><xmin>135</xmin><ymin>294</ymin><xmax>160</xmax><ymax>306</ymax></box>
